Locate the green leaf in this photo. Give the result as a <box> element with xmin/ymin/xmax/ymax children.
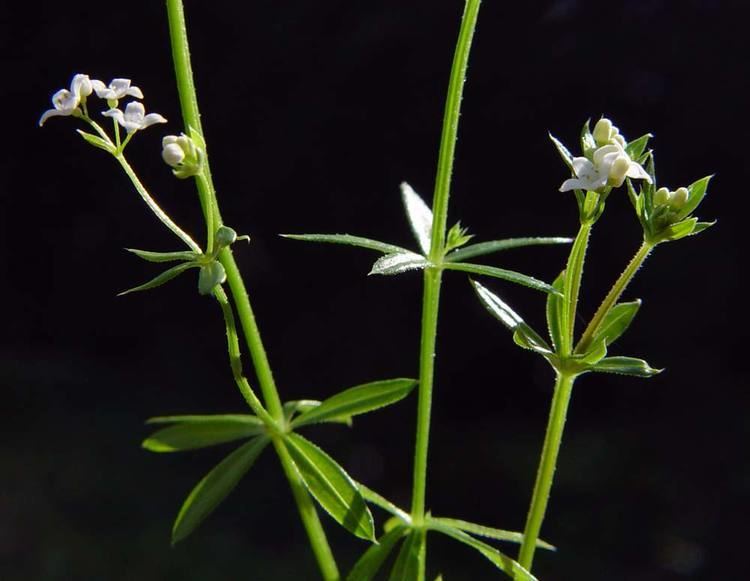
<box><xmin>428</xmin><ymin>517</ymin><xmax>555</xmax><ymax>550</ymax></box>
<box><xmin>577</xmin><ymin>338</ymin><xmax>607</xmax><ymax>366</ymax></box>
<box><xmin>513</xmin><ymin>323</ymin><xmax>553</xmax><ymax>355</ymax></box>
<box><xmin>198</xmin><ymin>261</ymin><xmax>227</xmax><ymax>295</ymax></box>
<box><xmin>389</xmin><ymin>530</ymin><xmax>423</xmax><ymax>581</ymax></box>
<box><xmin>357</xmin><ymin>483</ymin><xmax>412</xmax><ymax>524</ymax></box>
<box><xmin>426</xmin><ymin>520</ymin><xmax>537</xmax><ymax>580</ymax></box>
<box><xmin>471</xmin><ymin>279</ymin><xmax>523</xmax><ymax>330</ymax></box>
<box><xmin>676</xmin><ymin>175</ymin><xmax>712</xmax><ymax>221</ymax></box>
<box><xmin>546</xmin><ymin>271</ymin><xmax>565</xmax><ymax>352</ymax></box>
<box><xmin>665</xmin><ymin>217</ymin><xmax>698</xmax><ymax>241</ymax></box>
<box><xmin>292</xmin><ymin>378</ymin><xmax>417</xmax><ymax>428</ymax></box>
<box><xmin>146</xmin><ymin>414</ymin><xmax>264</xmax><ymax>425</ymax></box>
<box><xmin>591</xmin><ymin>356</ymin><xmax>662</xmax><ymax>377</ymax></box>
<box><xmin>370</xmin><ymin>252</ymin><xmax>431</xmax><ymax>276</ymax></box>
<box><xmin>126</xmin><ymin>248</ymin><xmax>200</xmax><ymax>263</ymax></box>
<box><xmin>689</xmin><ymin>220</ymin><xmax>716</xmax><ymax>236</ymax></box>
<box><xmin>448</xmin><ymin>263</ymin><xmax>557</xmax><ymax>294</ymax></box>
<box><xmin>280</xmin><ymin>233</ymin><xmax>409</xmax><ymax>255</ymax></box>
<box><xmin>284</xmin><ymin>433</ymin><xmax>375</xmax><ymax>541</ymax></box>
<box><xmin>143</xmin><ymin>416</ymin><xmax>265</xmax><ymax>452</ymax></box>
<box><xmin>580</xmin><ymin>118</ymin><xmax>596</xmax><ymax>156</ymax></box>
<box><xmin>549</xmin><ymin>133</ymin><xmax>574</xmax><ymax>170</ymax></box>
<box><xmin>77</xmin><ymin>129</ymin><xmax>116</xmax><ymax>153</ymax></box>
<box><xmin>118</xmin><ymin>261</ymin><xmax>199</xmax><ymax>296</ymax></box>
<box><xmin>172</xmin><ymin>436</ymin><xmax>269</xmax><ymax>544</ymax></box>
<box><xmin>592</xmin><ymin>300</ymin><xmax>641</xmax><ymax>347</ymax></box>
<box><xmin>624</xmin><ymin>133</ymin><xmax>652</xmax><ymax>161</ymax></box>
<box><xmin>444</xmin><ymin>221</ymin><xmax>474</xmax><ymax>253</ymax></box>
<box><xmin>347</xmin><ymin>525</ymin><xmax>409</xmax><ymax>581</ymax></box>
<box><xmin>445</xmin><ymin>237</ymin><xmax>571</xmax><ymax>263</ymax></box>
<box><xmin>401</xmin><ymin>182</ymin><xmax>433</xmax><ymax>255</ymax></box>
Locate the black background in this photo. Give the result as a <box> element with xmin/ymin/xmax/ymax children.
<box><xmin>2</xmin><ymin>1</ymin><xmax>747</xmax><ymax>579</ymax></box>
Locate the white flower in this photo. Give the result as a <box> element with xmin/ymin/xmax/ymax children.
<box><xmin>91</xmin><ymin>78</ymin><xmax>144</xmax><ymax>101</ymax></box>
<box><xmin>39</xmin><ymin>73</ymin><xmax>93</xmax><ymax>126</ymax></box>
<box><xmin>560</xmin><ymin>144</ymin><xmax>651</xmax><ymax>192</ymax></box>
<box><xmin>161</xmin><ymin>133</ymin><xmax>203</xmax><ymax>178</ymax></box>
<box><xmin>103</xmin><ymin>102</ymin><xmax>167</xmax><ymax>133</ymax></box>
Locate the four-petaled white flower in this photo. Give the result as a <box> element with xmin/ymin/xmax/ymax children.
<box><xmin>91</xmin><ymin>78</ymin><xmax>144</xmax><ymax>101</ymax></box>
<box><xmin>103</xmin><ymin>102</ymin><xmax>167</xmax><ymax>134</ymax></box>
<box><xmin>39</xmin><ymin>74</ymin><xmax>93</xmax><ymax>126</ymax></box>
<box><xmin>560</xmin><ymin>144</ymin><xmax>651</xmax><ymax>192</ymax></box>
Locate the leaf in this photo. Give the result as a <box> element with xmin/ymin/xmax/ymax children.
<box><xmin>284</xmin><ymin>433</ymin><xmax>375</xmax><ymax>541</ymax></box>
<box><xmin>591</xmin><ymin>356</ymin><xmax>662</xmax><ymax>377</ymax></box>
<box><xmin>576</xmin><ymin>338</ymin><xmax>607</xmax><ymax>366</ymax></box>
<box><xmin>143</xmin><ymin>416</ymin><xmax>265</xmax><ymax>452</ymax></box>
<box><xmin>389</xmin><ymin>530</ymin><xmax>423</xmax><ymax>581</ymax></box>
<box><xmin>347</xmin><ymin>525</ymin><xmax>409</xmax><ymax>581</ymax></box>
<box><xmin>428</xmin><ymin>517</ymin><xmax>555</xmax><ymax>550</ymax></box>
<box><xmin>444</xmin><ymin>221</ymin><xmax>474</xmax><ymax>253</ymax></box>
<box><xmin>370</xmin><ymin>252</ymin><xmax>432</xmax><ymax>276</ymax></box>
<box><xmin>358</xmin><ymin>483</ymin><xmax>412</xmax><ymax>524</ymax></box>
<box><xmin>198</xmin><ymin>261</ymin><xmax>227</xmax><ymax>295</ymax></box>
<box><xmin>676</xmin><ymin>175</ymin><xmax>713</xmax><ymax>221</ymax></box>
<box><xmin>172</xmin><ymin>436</ymin><xmax>269</xmax><ymax>544</ymax></box>
<box><xmin>292</xmin><ymin>378</ymin><xmax>417</xmax><ymax>428</ymax></box>
<box><xmin>426</xmin><ymin>520</ymin><xmax>537</xmax><ymax>580</ymax></box>
<box><xmin>471</xmin><ymin>279</ymin><xmax>523</xmax><ymax>330</ymax></box>
<box><xmin>546</xmin><ymin>271</ymin><xmax>565</xmax><ymax>352</ymax></box>
<box><xmin>549</xmin><ymin>133</ymin><xmax>574</xmax><ymax>170</ymax></box>
<box><xmin>625</xmin><ymin>133</ymin><xmax>652</xmax><ymax>161</ymax></box>
<box><xmin>513</xmin><ymin>323</ymin><xmax>553</xmax><ymax>355</ymax></box>
<box><xmin>592</xmin><ymin>300</ymin><xmax>641</xmax><ymax>347</ymax></box>
<box><xmin>580</xmin><ymin>118</ymin><xmax>596</xmax><ymax>156</ymax></box>
<box><xmin>689</xmin><ymin>220</ymin><xmax>716</xmax><ymax>236</ymax></box>
<box><xmin>666</xmin><ymin>217</ymin><xmax>698</xmax><ymax>241</ymax></box>
<box><xmin>126</xmin><ymin>248</ymin><xmax>199</xmax><ymax>263</ymax></box>
<box><xmin>400</xmin><ymin>182</ymin><xmax>433</xmax><ymax>255</ymax></box>
<box><xmin>445</xmin><ymin>237</ymin><xmax>572</xmax><ymax>263</ymax></box>
<box><xmin>118</xmin><ymin>261</ymin><xmax>199</xmax><ymax>296</ymax></box>
<box><xmin>447</xmin><ymin>262</ymin><xmax>557</xmax><ymax>294</ymax></box>
<box><xmin>280</xmin><ymin>233</ymin><xmax>409</xmax><ymax>255</ymax></box>
<box><xmin>146</xmin><ymin>414</ymin><xmax>264</xmax><ymax>425</ymax></box>
<box><xmin>77</xmin><ymin>129</ymin><xmax>116</xmax><ymax>153</ymax></box>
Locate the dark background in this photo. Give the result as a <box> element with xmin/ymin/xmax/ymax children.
<box><xmin>2</xmin><ymin>1</ymin><xmax>746</xmax><ymax>579</ymax></box>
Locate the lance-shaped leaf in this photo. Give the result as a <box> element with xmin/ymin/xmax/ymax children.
<box><xmin>591</xmin><ymin>356</ymin><xmax>662</xmax><ymax>377</ymax></box>
<box><xmin>172</xmin><ymin>436</ymin><xmax>269</xmax><ymax>544</ymax></box>
<box><xmin>401</xmin><ymin>182</ymin><xmax>433</xmax><ymax>255</ymax></box>
<box><xmin>292</xmin><ymin>378</ymin><xmax>417</xmax><ymax>428</ymax></box>
<box><xmin>370</xmin><ymin>252</ymin><xmax>432</xmax><ymax>276</ymax></box>
<box><xmin>676</xmin><ymin>175</ymin><xmax>712</xmax><ymax>221</ymax></box>
<box><xmin>625</xmin><ymin>133</ymin><xmax>652</xmax><ymax>161</ymax></box>
<box><xmin>118</xmin><ymin>261</ymin><xmax>199</xmax><ymax>296</ymax></box>
<box><xmin>347</xmin><ymin>525</ymin><xmax>409</xmax><ymax>581</ymax></box>
<box><xmin>142</xmin><ymin>415</ymin><xmax>265</xmax><ymax>452</ymax></box>
<box><xmin>389</xmin><ymin>530</ymin><xmax>423</xmax><ymax>581</ymax></box>
<box><xmin>77</xmin><ymin>129</ymin><xmax>116</xmax><ymax>153</ymax></box>
<box><xmin>546</xmin><ymin>271</ymin><xmax>565</xmax><ymax>352</ymax></box>
<box><xmin>549</xmin><ymin>133</ymin><xmax>574</xmax><ymax>170</ymax></box>
<box><xmin>576</xmin><ymin>338</ymin><xmax>608</xmax><ymax>366</ymax></box>
<box><xmin>280</xmin><ymin>233</ymin><xmax>409</xmax><ymax>255</ymax></box>
<box><xmin>358</xmin><ymin>483</ymin><xmax>412</xmax><ymax>524</ymax></box>
<box><xmin>513</xmin><ymin>323</ymin><xmax>554</xmax><ymax>355</ymax></box>
<box><xmin>445</xmin><ymin>236</ymin><xmax>571</xmax><ymax>263</ymax></box>
<box><xmin>428</xmin><ymin>516</ymin><xmax>555</xmax><ymax>550</ymax></box>
<box><xmin>590</xmin><ymin>300</ymin><xmax>641</xmax><ymax>347</ymax></box>
<box><xmin>426</xmin><ymin>520</ymin><xmax>537</xmax><ymax>580</ymax></box>
<box><xmin>284</xmin><ymin>433</ymin><xmax>375</xmax><ymax>541</ymax></box>
<box><xmin>126</xmin><ymin>248</ymin><xmax>199</xmax><ymax>263</ymax></box>
<box><xmin>665</xmin><ymin>217</ymin><xmax>699</xmax><ymax>241</ymax></box>
<box><xmin>283</xmin><ymin>400</ymin><xmax>353</xmax><ymax>427</ymax></box>
<box><xmin>448</xmin><ymin>262</ymin><xmax>557</xmax><ymax>294</ymax></box>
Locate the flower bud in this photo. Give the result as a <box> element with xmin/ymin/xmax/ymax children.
<box><xmin>215</xmin><ymin>226</ymin><xmax>237</xmax><ymax>248</ymax></box>
<box><xmin>162</xmin><ymin>143</ymin><xmax>185</xmax><ymax>166</ymax></box>
<box><xmin>593</xmin><ymin>118</ymin><xmax>613</xmax><ymax>145</ymax></box>
<box><xmin>608</xmin><ymin>155</ymin><xmax>630</xmax><ymax>187</ymax></box>
<box><xmin>671</xmin><ymin>187</ymin><xmax>689</xmax><ymax>208</ymax></box>
<box><xmin>653</xmin><ymin>187</ymin><xmax>671</xmax><ymax>206</ymax></box>
<box><xmin>161</xmin><ymin>133</ymin><xmax>203</xmax><ymax>178</ymax></box>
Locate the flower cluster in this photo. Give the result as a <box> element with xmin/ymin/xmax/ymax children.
<box><xmin>558</xmin><ymin>118</ymin><xmax>651</xmax><ymax>193</ymax></box>
<box><xmin>38</xmin><ymin>74</ymin><xmax>93</xmax><ymax>126</ymax></box>
<box><xmin>162</xmin><ymin>133</ymin><xmax>204</xmax><ymax>178</ymax></box>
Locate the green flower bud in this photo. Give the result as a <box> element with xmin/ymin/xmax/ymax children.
<box><xmin>608</xmin><ymin>155</ymin><xmax>630</xmax><ymax>187</ymax></box>
<box><xmin>653</xmin><ymin>187</ymin><xmax>671</xmax><ymax>206</ymax></box>
<box><xmin>593</xmin><ymin>118</ymin><xmax>613</xmax><ymax>146</ymax></box>
<box><xmin>671</xmin><ymin>187</ymin><xmax>689</xmax><ymax>208</ymax></box>
<box><xmin>215</xmin><ymin>226</ymin><xmax>238</xmax><ymax>248</ymax></box>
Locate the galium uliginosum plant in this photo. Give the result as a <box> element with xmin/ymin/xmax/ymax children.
<box><xmin>473</xmin><ymin>117</ymin><xmax>714</xmax><ymax>573</ymax></box>
<box><xmin>38</xmin><ymin>0</ymin><xmax>713</xmax><ymax>578</ymax></box>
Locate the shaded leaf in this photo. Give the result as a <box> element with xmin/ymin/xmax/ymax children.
<box><xmin>513</xmin><ymin>323</ymin><xmax>553</xmax><ymax>355</ymax></box>
<box><xmin>347</xmin><ymin>525</ymin><xmax>409</xmax><ymax>581</ymax></box>
<box><xmin>281</xmin><ymin>233</ymin><xmax>408</xmax><ymax>255</ymax></box>
<box><xmin>147</xmin><ymin>414</ymin><xmax>263</xmax><ymax>425</ymax></box>
<box><xmin>592</xmin><ymin>300</ymin><xmax>640</xmax><ymax>347</ymax></box>
<box><xmin>429</xmin><ymin>517</ymin><xmax>555</xmax><ymax>550</ymax></box>
<box><xmin>389</xmin><ymin>530</ymin><xmax>423</xmax><ymax>581</ymax></box>
<box><xmin>448</xmin><ymin>263</ymin><xmax>557</xmax><ymax>294</ymax></box>
<box><xmin>676</xmin><ymin>175</ymin><xmax>712</xmax><ymax>221</ymax></box>
<box><xmin>689</xmin><ymin>220</ymin><xmax>716</xmax><ymax>236</ymax></box>
<box><xmin>666</xmin><ymin>217</ymin><xmax>698</xmax><ymax>241</ymax></box>
<box><xmin>292</xmin><ymin>378</ymin><xmax>417</xmax><ymax>428</ymax></box>
<box><xmin>625</xmin><ymin>133</ymin><xmax>652</xmax><ymax>161</ymax></box>
<box><xmin>118</xmin><ymin>261</ymin><xmax>199</xmax><ymax>296</ymax></box>
<box><xmin>143</xmin><ymin>416</ymin><xmax>265</xmax><ymax>452</ymax></box>
<box><xmin>172</xmin><ymin>436</ymin><xmax>269</xmax><ymax>544</ymax></box>
<box><xmin>401</xmin><ymin>182</ymin><xmax>433</xmax><ymax>255</ymax></box>
<box><xmin>77</xmin><ymin>129</ymin><xmax>115</xmax><ymax>153</ymax></box>
<box><xmin>591</xmin><ymin>356</ymin><xmax>662</xmax><ymax>377</ymax></box>
<box><xmin>546</xmin><ymin>271</ymin><xmax>565</xmax><ymax>352</ymax></box>
<box><xmin>284</xmin><ymin>433</ymin><xmax>375</xmax><ymax>541</ymax></box>
<box><xmin>577</xmin><ymin>339</ymin><xmax>607</xmax><ymax>366</ymax></box>
<box><xmin>370</xmin><ymin>252</ymin><xmax>431</xmax><ymax>276</ymax></box>
<box><xmin>358</xmin><ymin>483</ymin><xmax>412</xmax><ymax>524</ymax></box>
<box><xmin>445</xmin><ymin>237</ymin><xmax>571</xmax><ymax>263</ymax></box>
<box><xmin>126</xmin><ymin>248</ymin><xmax>199</xmax><ymax>263</ymax></box>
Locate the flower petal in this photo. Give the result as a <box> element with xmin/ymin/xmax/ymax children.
<box><xmin>141</xmin><ymin>113</ymin><xmax>168</xmax><ymax>128</ymax></box>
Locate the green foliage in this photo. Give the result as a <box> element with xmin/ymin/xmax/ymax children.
<box><xmin>118</xmin><ymin>261</ymin><xmax>199</xmax><ymax>296</ymax></box>
<box><xmin>347</xmin><ymin>526</ymin><xmax>409</xmax><ymax>581</ymax></box>
<box><xmin>389</xmin><ymin>530</ymin><xmax>423</xmax><ymax>581</ymax></box>
<box><xmin>143</xmin><ymin>414</ymin><xmax>264</xmax><ymax>452</ymax></box>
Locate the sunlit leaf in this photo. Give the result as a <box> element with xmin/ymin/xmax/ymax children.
<box><xmin>471</xmin><ymin>279</ymin><xmax>523</xmax><ymax>330</ymax></box>
<box><xmin>172</xmin><ymin>436</ymin><xmax>269</xmax><ymax>544</ymax></box>
<box><xmin>449</xmin><ymin>263</ymin><xmax>556</xmax><ymax>294</ymax></box>
<box><xmin>549</xmin><ymin>133</ymin><xmax>574</xmax><ymax>170</ymax></box>
<box><xmin>347</xmin><ymin>525</ymin><xmax>409</xmax><ymax>581</ymax></box>
<box><xmin>591</xmin><ymin>356</ymin><xmax>662</xmax><ymax>377</ymax></box>
<box><xmin>370</xmin><ymin>252</ymin><xmax>432</xmax><ymax>276</ymax></box>
<box><xmin>389</xmin><ymin>530</ymin><xmax>423</xmax><ymax>581</ymax></box>
<box><xmin>591</xmin><ymin>300</ymin><xmax>640</xmax><ymax>347</ymax></box>
<box><xmin>143</xmin><ymin>415</ymin><xmax>265</xmax><ymax>452</ymax></box>
<box><xmin>428</xmin><ymin>516</ymin><xmax>555</xmax><ymax>550</ymax></box>
<box><xmin>666</xmin><ymin>217</ymin><xmax>698</xmax><ymax>241</ymax></box>
<box><xmin>118</xmin><ymin>261</ymin><xmax>199</xmax><ymax>296</ymax></box>
<box><xmin>445</xmin><ymin>237</ymin><xmax>571</xmax><ymax>263</ymax></box>
<box><xmin>284</xmin><ymin>433</ymin><xmax>375</xmax><ymax>541</ymax></box>
<box><xmin>292</xmin><ymin>378</ymin><xmax>417</xmax><ymax>428</ymax></box>
<box><xmin>577</xmin><ymin>339</ymin><xmax>607</xmax><ymax>366</ymax></box>
<box><xmin>126</xmin><ymin>248</ymin><xmax>199</xmax><ymax>263</ymax></box>
<box><xmin>676</xmin><ymin>175</ymin><xmax>712</xmax><ymax>221</ymax></box>
<box><xmin>546</xmin><ymin>271</ymin><xmax>565</xmax><ymax>352</ymax></box>
<box><xmin>77</xmin><ymin>129</ymin><xmax>115</xmax><ymax>153</ymax></box>
<box><xmin>400</xmin><ymin>182</ymin><xmax>433</xmax><ymax>255</ymax></box>
<box><xmin>280</xmin><ymin>233</ymin><xmax>408</xmax><ymax>255</ymax></box>
<box><xmin>513</xmin><ymin>323</ymin><xmax>553</xmax><ymax>355</ymax></box>
<box><xmin>625</xmin><ymin>133</ymin><xmax>652</xmax><ymax>161</ymax></box>
<box><xmin>358</xmin><ymin>483</ymin><xmax>412</xmax><ymax>524</ymax></box>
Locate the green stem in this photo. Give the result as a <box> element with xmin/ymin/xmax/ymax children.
<box><xmin>518</xmin><ymin>371</ymin><xmax>577</xmax><ymax>571</ymax></box>
<box><xmin>575</xmin><ymin>240</ymin><xmax>653</xmax><ymax>354</ymax></box>
<box><xmin>560</xmin><ymin>222</ymin><xmax>592</xmax><ymax>356</ymax></box>
<box><xmin>115</xmin><ymin>153</ymin><xmax>201</xmax><ymax>252</ymax></box>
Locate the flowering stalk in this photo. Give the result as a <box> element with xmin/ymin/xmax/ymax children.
<box><xmin>165</xmin><ymin>1</ymin><xmax>339</xmax><ymax>578</ymax></box>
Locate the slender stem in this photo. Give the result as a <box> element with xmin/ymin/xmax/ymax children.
<box><xmin>114</xmin><ymin>153</ymin><xmax>201</xmax><ymax>252</ymax></box>
<box><xmin>428</xmin><ymin>0</ymin><xmax>482</xmax><ymax>262</ymax></box>
<box><xmin>575</xmin><ymin>240</ymin><xmax>653</xmax><ymax>354</ymax></box>
<box><xmin>518</xmin><ymin>371</ymin><xmax>577</xmax><ymax>571</ymax></box>
<box><xmin>560</xmin><ymin>222</ymin><xmax>592</xmax><ymax>356</ymax></box>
